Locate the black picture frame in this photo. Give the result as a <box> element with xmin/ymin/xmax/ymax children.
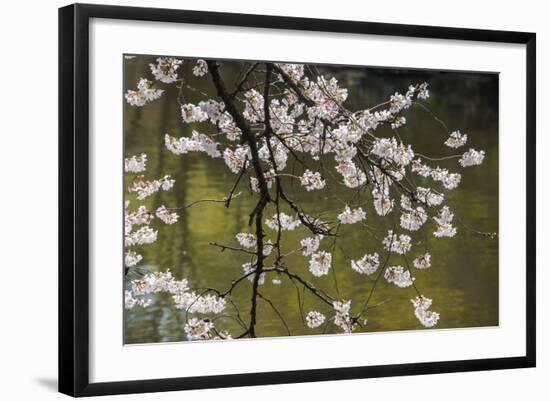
<box><xmin>58</xmin><ymin>3</ymin><xmax>536</xmax><ymax>397</ymax></box>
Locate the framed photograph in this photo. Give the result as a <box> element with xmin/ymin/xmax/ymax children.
<box><xmin>58</xmin><ymin>3</ymin><xmax>536</xmax><ymax>397</ymax></box>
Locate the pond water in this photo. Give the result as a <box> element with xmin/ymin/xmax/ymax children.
<box><xmin>124</xmin><ymin>56</ymin><xmax>499</xmax><ymax>344</ymax></box>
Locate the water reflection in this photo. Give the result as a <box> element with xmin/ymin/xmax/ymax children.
<box><xmin>124</xmin><ymin>57</ymin><xmax>498</xmax><ymax>344</ymax></box>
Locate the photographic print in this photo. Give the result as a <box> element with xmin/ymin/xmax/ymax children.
<box><xmin>123</xmin><ymin>56</ymin><xmax>499</xmax><ymax>344</ymax></box>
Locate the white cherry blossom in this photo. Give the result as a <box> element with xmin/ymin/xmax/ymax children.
<box><xmin>265</xmin><ymin>213</ymin><xmax>301</xmax><ymax>231</ymax></box>
<box><xmin>184</xmin><ymin>318</ymin><xmax>215</xmax><ymax>340</ymax></box>
<box><xmin>459</xmin><ymin>148</ymin><xmax>485</xmax><ymax>167</ymax></box>
<box><xmin>155</xmin><ymin>205</ymin><xmax>179</xmax><ymax>224</ymax></box>
<box><xmin>192</xmin><ymin>59</ymin><xmax>208</xmax><ymax>77</ymax></box>
<box><xmin>236</xmin><ymin>233</ymin><xmax>256</xmax><ymax>249</ymax></box>
<box><xmin>301</xmin><ymin>236</ymin><xmax>322</xmax><ymax>256</ymax></box>
<box><xmin>300</xmin><ymin>170</ymin><xmax>326</xmax><ymax>191</ymax></box>
<box><xmin>445</xmin><ymin>130</ymin><xmax>468</xmax><ymax>148</ymax></box>
<box><xmin>124</xmin><ymin>153</ymin><xmax>147</xmax><ymax>173</ymax></box>
<box><xmin>125</xmin><ymin>78</ymin><xmax>164</xmax><ymax>106</ymax></box>
<box><xmin>384</xmin><ymin>266</ymin><xmax>414</xmax><ymax>288</ymax></box>
<box><xmin>149</xmin><ymin>57</ymin><xmax>183</xmax><ymax>83</ymax></box>
<box><xmin>411</xmin><ymin>296</ymin><xmax>440</xmax><ymax>327</ymax></box>
<box><xmin>413</xmin><ymin>253</ymin><xmax>431</xmax><ymax>269</ymax></box>
<box><xmin>383</xmin><ymin>230</ymin><xmax>412</xmax><ymax>254</ymax></box>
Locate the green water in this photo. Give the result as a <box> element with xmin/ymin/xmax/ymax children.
<box><xmin>124</xmin><ymin>56</ymin><xmax>499</xmax><ymax>344</ymax></box>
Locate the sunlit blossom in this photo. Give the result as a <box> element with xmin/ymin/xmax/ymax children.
<box><xmin>223</xmin><ymin>146</ymin><xmax>250</xmax><ymax>174</ymax></box>
<box><xmin>265</xmin><ymin>213</ymin><xmax>301</xmax><ymax>231</ymax></box>
<box><xmin>155</xmin><ymin>205</ymin><xmax>179</xmax><ymax>224</ymax></box>
<box><xmin>337</xmin><ymin>205</ymin><xmax>366</xmax><ymax>225</ymax></box>
<box><xmin>445</xmin><ymin>130</ymin><xmax>468</xmax><ymax>148</ymax></box>
<box><xmin>433</xmin><ymin>206</ymin><xmax>457</xmax><ymax>238</ymax></box>
<box><xmin>124</xmin><ymin>250</ymin><xmax>143</xmax><ymax>268</ymax></box>
<box><xmin>459</xmin><ymin>148</ymin><xmax>485</xmax><ymax>167</ymax></box>
<box><xmin>124</xmin><ymin>290</ymin><xmax>151</xmax><ymax>309</ymax></box>
<box><xmin>124</xmin><ymin>153</ymin><xmax>147</xmax><ymax>173</ymax></box>
<box><xmin>413</xmin><ymin>253</ymin><xmax>431</xmax><ymax>269</ymax></box>
<box><xmin>301</xmin><ymin>236</ymin><xmax>322</xmax><ymax>256</ymax></box>
<box><xmin>400</xmin><ymin>205</ymin><xmax>428</xmax><ymax>231</ymax></box>
<box><xmin>384</xmin><ymin>266</ymin><xmax>415</xmax><ymax>288</ymax></box>
<box><xmin>242</xmin><ymin>262</ymin><xmax>266</xmax><ymax>285</ymax></box>
<box><xmin>122</xmin><ymin>56</ymin><xmax>492</xmax><ymax>340</ymax></box>
<box><xmin>125</xmin><ymin>226</ymin><xmax>158</xmax><ymax>247</ymax></box>
<box><xmin>415</xmin><ymin>187</ymin><xmax>444</xmax><ymax>207</ymax></box>
<box><xmin>306</xmin><ymin>311</ymin><xmax>326</xmax><ymax>328</ymax></box>
<box><xmin>165</xmin><ymin>131</ymin><xmax>221</xmax><ymax>158</ymax></box>
<box><xmin>351</xmin><ymin>253</ymin><xmax>379</xmax><ymax>275</ymax></box>
<box><xmin>125</xmin><ymin>78</ymin><xmax>164</xmax><ymax>106</ymax></box>
<box><xmin>127</xmin><ymin>175</ymin><xmax>175</xmax><ymax>200</ymax></box>
<box><xmin>236</xmin><ymin>232</ymin><xmax>256</xmax><ymax>249</ymax></box>
<box><xmin>300</xmin><ymin>169</ymin><xmax>326</xmax><ymax>191</ymax></box>
<box><xmin>192</xmin><ymin>59</ymin><xmax>208</xmax><ymax>77</ymax></box>
<box><xmin>181</xmin><ymin>103</ymin><xmax>209</xmax><ymax>123</ymax></box>
<box><xmin>333</xmin><ymin>300</ymin><xmax>354</xmax><ymax>333</ymax></box>
<box><xmin>309</xmin><ymin>251</ymin><xmax>332</xmax><ymax>277</ymax></box>
<box><xmin>382</xmin><ymin>230</ymin><xmax>412</xmax><ymax>254</ymax></box>
<box><xmin>411</xmin><ymin>296</ymin><xmax>440</xmax><ymax>327</ymax></box>
<box><xmin>149</xmin><ymin>57</ymin><xmax>183</xmax><ymax>83</ymax></box>
<box><xmin>184</xmin><ymin>318</ymin><xmax>215</xmax><ymax>340</ymax></box>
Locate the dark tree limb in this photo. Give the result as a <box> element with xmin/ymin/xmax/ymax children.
<box><xmin>207</xmin><ymin>60</ymin><xmax>273</xmax><ymax>338</ymax></box>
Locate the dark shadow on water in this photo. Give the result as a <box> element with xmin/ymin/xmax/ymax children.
<box><xmin>35</xmin><ymin>377</ymin><xmax>57</xmax><ymax>392</ymax></box>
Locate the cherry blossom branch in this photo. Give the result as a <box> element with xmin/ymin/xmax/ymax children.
<box><xmin>209</xmin><ymin>242</ymin><xmax>257</xmax><ymax>255</ymax></box>
<box><xmin>225</xmin><ymin>158</ymin><xmax>248</xmax><ymax>207</ymax></box>
<box><xmin>231</xmin><ymin>62</ymin><xmax>260</xmax><ymax>97</ymax></box>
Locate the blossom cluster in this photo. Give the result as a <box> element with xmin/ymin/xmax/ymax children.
<box><xmin>124</xmin><ymin>154</ymin><xmax>178</xmax><ymax>270</ymax></box>
<box><xmin>459</xmin><ymin>148</ymin><xmax>486</xmax><ymax>167</ymax></box>
<box><xmin>411</xmin><ymin>296</ymin><xmax>440</xmax><ymax>327</ymax></box>
<box><xmin>173</xmin><ymin>291</ymin><xmax>226</xmax><ymax>314</ymax></box>
<box><xmin>309</xmin><ymin>251</ymin><xmax>332</xmax><ymax>277</ymax></box>
<box><xmin>400</xmin><ymin>195</ymin><xmax>428</xmax><ymax>231</ymax></box>
<box><xmin>382</xmin><ymin>230</ymin><xmax>412</xmax><ymax>254</ymax></box>
<box><xmin>126</xmin><ymin>270</ymin><xmax>226</xmax><ymax>317</ymax></box>
<box><xmin>433</xmin><ymin>206</ymin><xmax>457</xmax><ymax>238</ymax></box>
<box><xmin>242</xmin><ymin>262</ymin><xmax>266</xmax><ymax>285</ymax></box>
<box><xmin>124</xmin><ymin>153</ymin><xmax>147</xmax><ymax>173</ymax></box>
<box><xmin>384</xmin><ymin>265</ymin><xmax>415</xmax><ymax>288</ymax></box>
<box><xmin>127</xmin><ymin>175</ymin><xmax>175</xmax><ymax>200</ymax></box>
<box><xmin>122</xmin><ymin>58</ymin><xmax>493</xmax><ymax>336</ymax></box>
<box><xmin>333</xmin><ymin>300</ymin><xmax>354</xmax><ymax>333</ymax></box>
<box><xmin>445</xmin><ymin>130</ymin><xmax>468</xmax><ymax>148</ymax></box>
<box><xmin>413</xmin><ymin>252</ymin><xmax>432</xmax><ymax>269</ymax></box>
<box><xmin>265</xmin><ymin>213</ymin><xmax>301</xmax><ymax>231</ymax></box>
<box><xmin>184</xmin><ymin>318</ymin><xmax>214</xmax><ymax>340</ymax></box>
<box><xmin>149</xmin><ymin>57</ymin><xmax>183</xmax><ymax>83</ymax></box>
<box><xmin>125</xmin><ymin>225</ymin><xmax>158</xmax><ymax>247</ymax></box>
<box><xmin>165</xmin><ymin>131</ymin><xmax>221</xmax><ymax>158</ymax></box>
<box><xmin>306</xmin><ymin>311</ymin><xmax>326</xmax><ymax>328</ymax></box>
<box><xmin>236</xmin><ymin>232</ymin><xmax>257</xmax><ymax>248</ymax></box>
<box><xmin>299</xmin><ymin>170</ymin><xmax>326</xmax><ymax>191</ymax></box>
<box><xmin>337</xmin><ymin>205</ymin><xmax>366</xmax><ymax>225</ymax></box>
<box><xmin>351</xmin><ymin>253</ymin><xmax>380</xmax><ymax>275</ymax></box>
<box><xmin>155</xmin><ymin>205</ymin><xmax>179</xmax><ymax>225</ymax></box>
<box><xmin>192</xmin><ymin>59</ymin><xmax>208</xmax><ymax>77</ymax></box>
<box><xmin>125</xmin><ymin>290</ymin><xmax>151</xmax><ymax>309</ymax></box>
<box><xmin>300</xmin><ymin>235</ymin><xmax>322</xmax><ymax>256</ymax></box>
<box><xmin>125</xmin><ymin>78</ymin><xmax>164</xmax><ymax>107</ymax></box>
